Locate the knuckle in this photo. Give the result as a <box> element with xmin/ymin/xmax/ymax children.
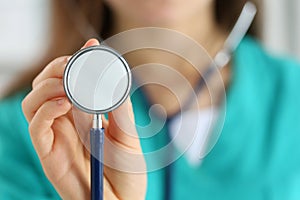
<box><xmin>38</xmin><ymin>103</ymin><xmax>50</xmax><ymax>118</ymax></box>
<box><xmin>32</xmin><ymin>77</ymin><xmax>42</xmax><ymax>89</ymax></box>
<box><xmin>52</xmin><ymin>56</ymin><xmax>67</xmax><ymax>64</ymax></box>
<box><xmin>32</xmin><ymin>56</ymin><xmax>69</xmax><ymax>88</ymax></box>
<box><xmin>52</xmin><ymin>117</ymin><xmax>65</xmax><ymax>130</ymax></box>
<box><xmin>39</xmin><ymin>78</ymin><xmax>61</xmax><ymax>90</ymax></box>
<box><xmin>21</xmin><ymin>98</ymin><xmax>27</xmax><ymax>110</ymax></box>
<box><xmin>21</xmin><ymin>96</ymin><xmax>29</xmax><ymax>113</ymax></box>
<box><xmin>32</xmin><ymin>77</ymin><xmax>38</xmax><ymax>88</ymax></box>
<box><xmin>28</xmin><ymin>122</ymin><xmax>35</xmax><ymax>135</ymax></box>
<box><xmin>51</xmin><ymin>56</ymin><xmax>69</xmax><ymax>70</ymax></box>
<box><xmin>39</xmin><ymin>79</ymin><xmax>51</xmax><ymax>89</ymax></box>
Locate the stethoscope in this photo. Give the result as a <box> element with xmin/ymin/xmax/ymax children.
<box><xmin>165</xmin><ymin>2</ymin><xmax>257</xmax><ymax>200</ymax></box>
<box><xmin>63</xmin><ymin>2</ymin><xmax>256</xmax><ymax>200</ymax></box>
<box><xmin>64</xmin><ymin>46</ymin><xmax>131</xmax><ymax>200</ymax></box>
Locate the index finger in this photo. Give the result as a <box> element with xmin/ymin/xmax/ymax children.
<box><xmin>32</xmin><ymin>39</ymin><xmax>100</xmax><ymax>89</ymax></box>
<box><xmin>32</xmin><ymin>56</ymin><xmax>70</xmax><ymax>89</ymax></box>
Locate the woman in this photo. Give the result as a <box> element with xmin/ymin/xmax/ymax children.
<box><xmin>1</xmin><ymin>0</ymin><xmax>300</xmax><ymax>199</ymax></box>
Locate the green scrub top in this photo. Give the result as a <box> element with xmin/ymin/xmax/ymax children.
<box><xmin>1</xmin><ymin>37</ymin><xmax>300</xmax><ymax>199</ymax></box>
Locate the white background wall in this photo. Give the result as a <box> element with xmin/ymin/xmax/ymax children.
<box><xmin>0</xmin><ymin>0</ymin><xmax>50</xmax><ymax>96</ymax></box>
<box><xmin>0</xmin><ymin>0</ymin><xmax>299</xmax><ymax>97</ymax></box>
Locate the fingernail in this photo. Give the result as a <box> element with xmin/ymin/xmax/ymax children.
<box><xmin>57</xmin><ymin>98</ymin><xmax>65</xmax><ymax>105</ymax></box>
<box><xmin>67</xmin><ymin>56</ymin><xmax>71</xmax><ymax>61</ymax></box>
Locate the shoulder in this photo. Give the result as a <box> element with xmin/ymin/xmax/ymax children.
<box><xmin>238</xmin><ymin>37</ymin><xmax>300</xmax><ymax>144</ymax></box>
<box><xmin>235</xmin><ymin>36</ymin><xmax>300</xmax><ymax>99</ymax></box>
<box><xmin>238</xmin><ymin>36</ymin><xmax>300</xmax><ymax>76</ymax></box>
<box><xmin>0</xmin><ymin>90</ymin><xmax>28</xmax><ymax>125</ymax></box>
<box><xmin>0</xmin><ymin>90</ymin><xmax>60</xmax><ymax>199</ymax></box>
<box><xmin>0</xmin><ymin>90</ymin><xmax>29</xmax><ymax>139</ymax></box>
<box><xmin>229</xmin><ymin>37</ymin><xmax>300</xmax><ymax>173</ymax></box>
<box><xmin>0</xmin><ymin>90</ymin><xmax>27</xmax><ymax>113</ymax></box>
<box><xmin>232</xmin><ymin>36</ymin><xmax>300</xmax><ymax>138</ymax></box>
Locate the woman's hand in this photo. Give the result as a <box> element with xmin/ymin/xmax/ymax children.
<box><xmin>22</xmin><ymin>39</ymin><xmax>147</xmax><ymax>200</ymax></box>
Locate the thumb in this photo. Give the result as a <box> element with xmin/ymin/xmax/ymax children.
<box><xmin>104</xmin><ymin>97</ymin><xmax>145</xmax><ymax>173</ymax></box>
<box><xmin>81</xmin><ymin>38</ymin><xmax>100</xmax><ymax>49</ymax></box>
<box><xmin>107</xmin><ymin>97</ymin><xmax>141</xmax><ymax>150</ymax></box>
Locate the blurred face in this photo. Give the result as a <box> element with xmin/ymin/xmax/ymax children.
<box><xmin>105</xmin><ymin>0</ymin><xmax>214</xmax><ymax>27</ymax></box>
<box><xmin>103</xmin><ymin>0</ymin><xmax>226</xmax><ymax>116</ymax></box>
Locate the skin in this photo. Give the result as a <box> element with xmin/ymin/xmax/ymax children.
<box><xmin>22</xmin><ymin>0</ymin><xmax>230</xmax><ymax>199</ymax></box>
<box><xmin>107</xmin><ymin>0</ymin><xmax>229</xmax><ymax>115</ymax></box>
<box><xmin>22</xmin><ymin>40</ymin><xmax>146</xmax><ymax>200</ymax></box>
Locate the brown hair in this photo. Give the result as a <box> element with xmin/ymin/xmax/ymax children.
<box><xmin>215</xmin><ymin>0</ymin><xmax>260</xmax><ymax>36</ymax></box>
<box><xmin>4</xmin><ymin>0</ymin><xmax>259</xmax><ymax>98</ymax></box>
<box><xmin>4</xmin><ymin>0</ymin><xmax>104</xmax><ymax>97</ymax></box>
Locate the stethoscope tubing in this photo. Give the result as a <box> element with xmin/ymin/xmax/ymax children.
<box><xmin>165</xmin><ymin>2</ymin><xmax>256</xmax><ymax>200</ymax></box>
<box><xmin>90</xmin><ymin>127</ymin><xmax>105</xmax><ymax>200</ymax></box>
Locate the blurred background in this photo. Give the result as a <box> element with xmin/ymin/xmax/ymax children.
<box><xmin>0</xmin><ymin>0</ymin><xmax>299</xmax><ymax>97</ymax></box>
